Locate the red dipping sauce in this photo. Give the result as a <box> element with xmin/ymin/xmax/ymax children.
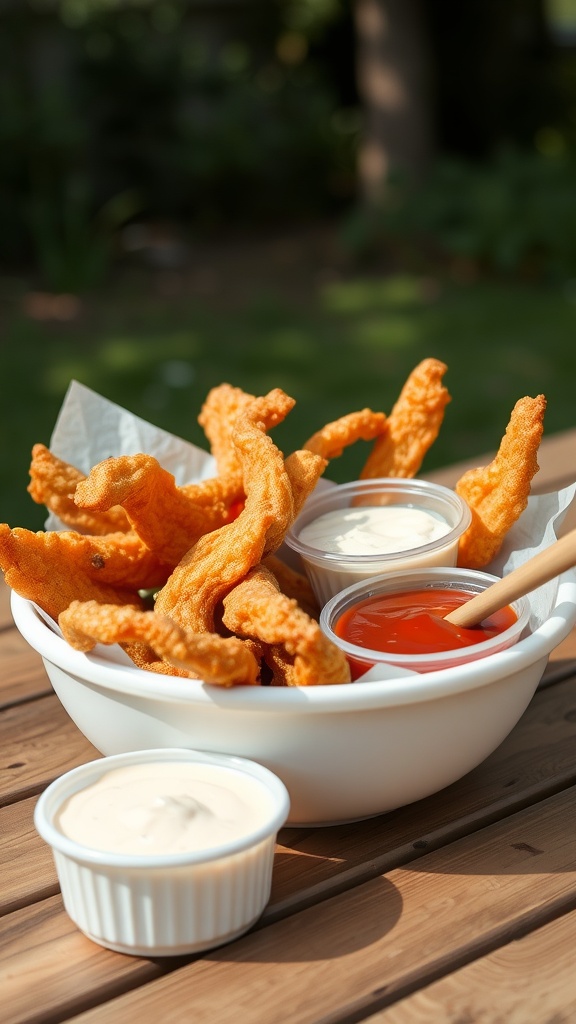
<box><xmin>334</xmin><ymin>588</ymin><xmax>518</xmax><ymax>679</ymax></box>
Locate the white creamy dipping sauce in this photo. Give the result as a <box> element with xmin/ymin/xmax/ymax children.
<box><xmin>56</xmin><ymin>762</ymin><xmax>273</xmax><ymax>856</ymax></box>
<box><xmin>298</xmin><ymin>505</ymin><xmax>451</xmax><ymax>556</ymax></box>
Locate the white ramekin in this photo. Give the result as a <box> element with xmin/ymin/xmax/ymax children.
<box><xmin>34</xmin><ymin>748</ymin><xmax>290</xmax><ymax>956</ymax></box>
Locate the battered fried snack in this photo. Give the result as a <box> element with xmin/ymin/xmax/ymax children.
<box><xmin>154</xmin><ymin>388</ymin><xmax>296</xmax><ymax>633</ymax></box>
<box><xmin>6</xmin><ymin>367</ymin><xmax>547</xmax><ymax>688</ymax></box>
<box><xmin>0</xmin><ymin>525</ymin><xmax>145</xmax><ymax>621</ymax></box>
<box><xmin>74</xmin><ymin>453</ymin><xmax>239</xmax><ymax>568</ymax></box>
<box><xmin>59</xmin><ymin>600</ymin><xmax>260</xmax><ymax>685</ymax></box>
<box><xmin>284</xmin><ymin>449</ymin><xmax>327</xmax><ymax>518</ymax></box>
<box><xmin>456</xmin><ymin>395</ymin><xmax>546</xmax><ymax>569</ymax></box>
<box><xmin>28</xmin><ymin>444</ymin><xmax>130</xmax><ymax>535</ymax></box>
<box><xmin>360</xmin><ymin>358</ymin><xmax>450</xmax><ymax>479</ymax></box>
<box><xmin>66</xmin><ymin>529</ymin><xmax>171</xmax><ymax>590</ymax></box>
<box><xmin>304</xmin><ymin>409</ymin><xmax>388</xmax><ymax>460</ymax></box>
<box><xmin>197</xmin><ymin>383</ymin><xmax>255</xmax><ymax>486</ymax></box>
<box><xmin>222</xmin><ymin>564</ymin><xmax>350</xmax><ymax>686</ymax></box>
<box><xmin>263</xmin><ymin>554</ymin><xmax>320</xmax><ymax>620</ymax></box>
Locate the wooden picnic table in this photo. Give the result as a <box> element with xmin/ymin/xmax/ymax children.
<box><xmin>2</xmin><ymin>427</ymin><xmax>576</xmax><ymax>1024</ymax></box>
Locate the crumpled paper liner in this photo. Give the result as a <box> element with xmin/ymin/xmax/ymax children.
<box><xmin>46</xmin><ymin>380</ymin><xmax>576</xmax><ymax>672</ymax></box>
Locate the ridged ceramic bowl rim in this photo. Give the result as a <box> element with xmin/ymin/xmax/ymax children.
<box><xmin>34</xmin><ymin>748</ymin><xmax>290</xmax><ymax>868</ymax></box>
<box><xmin>319</xmin><ymin>567</ymin><xmax>531</xmax><ymax>672</ymax></box>
<box><xmin>283</xmin><ymin>477</ymin><xmax>472</xmax><ymax>568</ymax></box>
<box><xmin>12</xmin><ymin>576</ymin><xmax>576</xmax><ymax>708</ymax></box>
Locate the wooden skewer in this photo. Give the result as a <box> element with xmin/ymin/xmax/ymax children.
<box><xmin>444</xmin><ymin>528</ymin><xmax>576</xmax><ymax>628</ymax></box>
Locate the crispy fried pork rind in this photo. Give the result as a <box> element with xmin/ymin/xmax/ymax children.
<box><xmin>3</xmin><ymin>384</ymin><xmax>353</xmax><ymax>687</ymax></box>
<box><xmin>59</xmin><ymin>600</ymin><xmax>260</xmax><ymax>685</ymax></box>
<box><xmin>0</xmin><ymin>525</ymin><xmax>146</xmax><ymax>621</ymax></box>
<box><xmin>197</xmin><ymin>382</ymin><xmax>255</xmax><ymax>486</ymax></box>
<box><xmin>154</xmin><ymin>388</ymin><xmax>297</xmax><ymax>633</ymax></box>
<box><xmin>28</xmin><ymin>444</ymin><xmax>131</xmax><ymax>535</ymax></box>
<box><xmin>284</xmin><ymin>448</ymin><xmax>327</xmax><ymax>519</ymax></box>
<box><xmin>360</xmin><ymin>358</ymin><xmax>450</xmax><ymax>479</ymax></box>
<box><xmin>10</xmin><ymin>367</ymin><xmax>540</xmax><ymax>688</ymax></box>
<box><xmin>222</xmin><ymin>564</ymin><xmax>350</xmax><ymax>686</ymax></box>
<box><xmin>263</xmin><ymin>554</ymin><xmax>320</xmax><ymax>620</ymax></box>
<box><xmin>304</xmin><ymin>409</ymin><xmax>387</xmax><ymax>461</ymax></box>
<box><xmin>74</xmin><ymin>453</ymin><xmax>239</xmax><ymax>568</ymax></box>
<box><xmin>456</xmin><ymin>395</ymin><xmax>546</xmax><ymax>569</ymax></box>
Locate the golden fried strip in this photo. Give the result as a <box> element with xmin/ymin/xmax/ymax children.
<box><xmin>74</xmin><ymin>454</ymin><xmax>238</xmax><ymax>567</ymax></box>
<box><xmin>154</xmin><ymin>389</ymin><xmax>296</xmax><ymax>633</ymax></box>
<box><xmin>456</xmin><ymin>394</ymin><xmax>546</xmax><ymax>569</ymax></box>
<box><xmin>69</xmin><ymin>530</ymin><xmax>170</xmax><ymax>590</ymax></box>
<box><xmin>59</xmin><ymin>600</ymin><xmax>260</xmax><ymax>686</ymax></box>
<box><xmin>304</xmin><ymin>409</ymin><xmax>387</xmax><ymax>460</ymax></box>
<box><xmin>0</xmin><ymin>525</ymin><xmax>144</xmax><ymax>620</ymax></box>
<box><xmin>116</xmin><ymin>641</ymin><xmax>191</xmax><ymax>677</ymax></box>
<box><xmin>197</xmin><ymin>382</ymin><xmax>255</xmax><ymax>484</ymax></box>
<box><xmin>222</xmin><ymin>564</ymin><xmax>350</xmax><ymax>686</ymax></box>
<box><xmin>360</xmin><ymin>358</ymin><xmax>450</xmax><ymax>479</ymax></box>
<box><xmin>124</xmin><ymin>636</ymin><xmax>263</xmax><ymax>680</ymax></box>
<box><xmin>263</xmin><ymin>554</ymin><xmax>320</xmax><ymax>620</ymax></box>
<box><xmin>284</xmin><ymin>449</ymin><xmax>327</xmax><ymax>518</ymax></box>
<box><xmin>28</xmin><ymin>444</ymin><xmax>130</xmax><ymax>534</ymax></box>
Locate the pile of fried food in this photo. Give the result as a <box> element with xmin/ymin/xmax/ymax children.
<box><xmin>0</xmin><ymin>358</ymin><xmax>546</xmax><ymax>686</ymax></box>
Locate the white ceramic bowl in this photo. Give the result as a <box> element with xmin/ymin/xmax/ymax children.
<box><xmin>320</xmin><ymin>567</ymin><xmax>531</xmax><ymax>676</ymax></box>
<box><xmin>34</xmin><ymin>748</ymin><xmax>289</xmax><ymax>956</ymax></box>
<box><xmin>13</xmin><ymin>580</ymin><xmax>576</xmax><ymax>826</ymax></box>
<box><xmin>284</xmin><ymin>478</ymin><xmax>472</xmax><ymax>604</ymax></box>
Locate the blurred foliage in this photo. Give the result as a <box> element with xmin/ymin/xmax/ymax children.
<box><xmin>0</xmin><ymin>0</ymin><xmax>357</xmax><ymax>289</ymax></box>
<box><xmin>3</xmin><ymin>0</ymin><xmax>576</xmax><ymax>292</ymax></box>
<box><xmin>342</xmin><ymin>148</ymin><xmax>576</xmax><ymax>282</ymax></box>
<box><xmin>26</xmin><ymin>176</ymin><xmax>142</xmax><ymax>293</ymax></box>
<box><xmin>4</xmin><ymin>264</ymin><xmax>576</xmax><ymax>528</ymax></box>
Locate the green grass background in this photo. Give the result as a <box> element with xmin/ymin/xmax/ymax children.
<box><xmin>3</xmin><ymin>271</ymin><xmax>576</xmax><ymax>530</ymax></box>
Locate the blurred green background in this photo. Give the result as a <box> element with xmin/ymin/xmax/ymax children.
<box><xmin>3</xmin><ymin>0</ymin><xmax>576</xmax><ymax>528</ymax></box>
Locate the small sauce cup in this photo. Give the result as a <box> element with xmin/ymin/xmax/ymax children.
<box><xmin>285</xmin><ymin>478</ymin><xmax>472</xmax><ymax>604</ymax></box>
<box><xmin>34</xmin><ymin>748</ymin><xmax>290</xmax><ymax>956</ymax></box>
<box><xmin>320</xmin><ymin>567</ymin><xmax>531</xmax><ymax>677</ymax></box>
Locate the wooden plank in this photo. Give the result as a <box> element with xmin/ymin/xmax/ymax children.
<box><xmin>17</xmin><ymin>786</ymin><xmax>576</xmax><ymax>1024</ymax></box>
<box><xmin>4</xmin><ymin>671</ymin><xmax>576</xmax><ymax>918</ymax></box>
<box><xmin>0</xmin><ymin>797</ymin><xmax>60</xmax><ymax>915</ymax></box>
<box><xmin>0</xmin><ymin>579</ymin><xmax>14</xmax><ymax>629</ymax></box>
<box><xmin>0</xmin><ymin>894</ymin><xmax>168</xmax><ymax>1024</ymax></box>
<box><xmin>0</xmin><ymin>696</ymin><xmax>99</xmax><ymax>807</ymax></box>
<box><xmin>365</xmin><ymin>905</ymin><xmax>576</xmax><ymax>1023</ymax></box>
<box><xmin>0</xmin><ymin>634</ymin><xmax>52</xmax><ymax>708</ymax></box>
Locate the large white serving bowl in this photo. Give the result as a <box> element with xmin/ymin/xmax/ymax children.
<box><xmin>12</xmin><ymin>578</ymin><xmax>576</xmax><ymax>826</ymax></box>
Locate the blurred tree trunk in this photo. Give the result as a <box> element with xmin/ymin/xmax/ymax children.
<box><xmin>353</xmin><ymin>0</ymin><xmax>433</xmax><ymax>204</ymax></box>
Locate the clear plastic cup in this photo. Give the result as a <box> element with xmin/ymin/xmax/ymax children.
<box><xmin>284</xmin><ymin>478</ymin><xmax>472</xmax><ymax>604</ymax></box>
<box><xmin>320</xmin><ymin>566</ymin><xmax>531</xmax><ymax>677</ymax></box>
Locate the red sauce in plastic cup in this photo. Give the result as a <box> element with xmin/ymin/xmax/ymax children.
<box><xmin>320</xmin><ymin>568</ymin><xmax>530</xmax><ymax>678</ymax></box>
<box><xmin>334</xmin><ymin>587</ymin><xmax>518</xmax><ymax>679</ymax></box>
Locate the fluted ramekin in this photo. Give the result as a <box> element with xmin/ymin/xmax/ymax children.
<box><xmin>34</xmin><ymin>748</ymin><xmax>290</xmax><ymax>956</ymax></box>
